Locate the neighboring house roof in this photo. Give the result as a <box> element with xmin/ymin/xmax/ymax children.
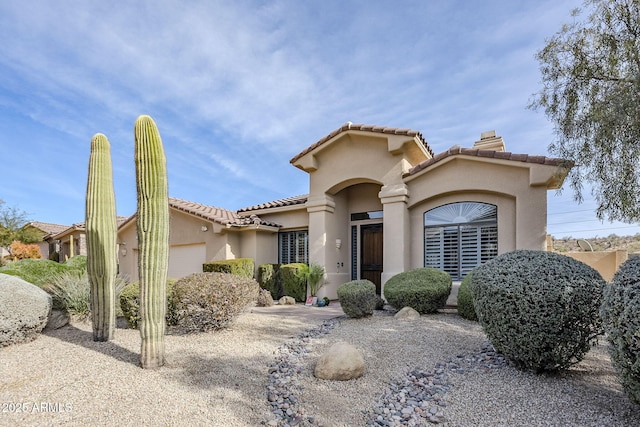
<box><xmin>405</xmin><ymin>146</ymin><xmax>573</xmax><ymax>178</ymax></box>
<box><xmin>50</xmin><ymin>217</ymin><xmax>129</xmax><ymax>240</ymax></box>
<box><xmin>238</xmin><ymin>194</ymin><xmax>309</xmax><ymax>213</ymax></box>
<box><xmin>169</xmin><ymin>197</ymin><xmax>280</xmax><ymax>227</ymax></box>
<box><xmin>26</xmin><ymin>221</ymin><xmax>69</xmax><ymax>237</ymax></box>
<box><xmin>290</xmin><ymin>123</ymin><xmax>434</xmax><ymax>164</ymax></box>
<box><xmin>118</xmin><ymin>197</ymin><xmax>282</xmax><ymax>230</ymax></box>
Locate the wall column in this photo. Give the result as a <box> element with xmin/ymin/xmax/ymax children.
<box><xmin>306</xmin><ymin>194</ymin><xmax>336</xmax><ymax>297</ymax></box>
<box><xmin>379</xmin><ymin>184</ymin><xmax>410</xmax><ymax>296</ymax></box>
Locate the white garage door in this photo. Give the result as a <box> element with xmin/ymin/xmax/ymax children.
<box><xmin>168</xmin><ymin>244</ymin><xmax>206</xmax><ymax>279</ymax></box>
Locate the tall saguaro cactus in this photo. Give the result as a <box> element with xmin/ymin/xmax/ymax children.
<box><xmin>134</xmin><ymin>115</ymin><xmax>170</xmax><ymax>369</ymax></box>
<box><xmin>86</xmin><ymin>133</ymin><xmax>118</xmax><ymax>341</ymax></box>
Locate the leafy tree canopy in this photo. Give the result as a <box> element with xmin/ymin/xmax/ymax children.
<box><xmin>0</xmin><ymin>199</ymin><xmax>41</xmax><ymax>247</ymax></box>
<box><xmin>530</xmin><ymin>0</ymin><xmax>640</xmax><ymax>222</ymax></box>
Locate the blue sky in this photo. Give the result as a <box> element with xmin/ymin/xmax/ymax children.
<box><xmin>1</xmin><ymin>0</ymin><xmax>638</xmax><ymax>239</ymax></box>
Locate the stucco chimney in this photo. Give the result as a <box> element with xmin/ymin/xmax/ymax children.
<box><xmin>473</xmin><ymin>130</ymin><xmax>505</xmax><ymax>151</ymax></box>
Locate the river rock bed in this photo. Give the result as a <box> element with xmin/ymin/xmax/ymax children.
<box><xmin>263</xmin><ymin>318</ymin><xmax>510</xmax><ymax>427</ymax></box>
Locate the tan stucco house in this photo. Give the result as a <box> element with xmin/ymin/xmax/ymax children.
<box><xmin>117</xmin><ymin>124</ymin><xmax>571</xmax><ymax>299</ymax></box>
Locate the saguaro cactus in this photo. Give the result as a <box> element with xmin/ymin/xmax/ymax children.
<box><xmin>134</xmin><ymin>115</ymin><xmax>170</xmax><ymax>369</ymax></box>
<box><xmin>86</xmin><ymin>133</ymin><xmax>118</xmax><ymax>341</ymax></box>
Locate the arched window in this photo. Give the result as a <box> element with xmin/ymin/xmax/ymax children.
<box><xmin>424</xmin><ymin>202</ymin><xmax>497</xmax><ymax>279</ymax></box>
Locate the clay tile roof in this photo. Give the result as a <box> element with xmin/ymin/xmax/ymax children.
<box><xmin>406</xmin><ymin>148</ymin><xmax>573</xmax><ymax>177</ymax></box>
<box><xmin>238</xmin><ymin>194</ymin><xmax>309</xmax><ymax>212</ymax></box>
<box><xmin>169</xmin><ymin>197</ymin><xmax>281</xmax><ymax>228</ymax></box>
<box><xmin>290</xmin><ymin>123</ymin><xmax>433</xmax><ymax>164</ymax></box>
<box><xmin>27</xmin><ymin>221</ymin><xmax>69</xmax><ymax>236</ymax></box>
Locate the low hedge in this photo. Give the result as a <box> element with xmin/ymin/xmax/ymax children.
<box><xmin>384</xmin><ymin>268</ymin><xmax>452</xmax><ymax>314</ymax></box>
<box><xmin>457</xmin><ymin>273</ymin><xmax>477</xmax><ymax>321</ymax></box>
<box><xmin>337</xmin><ymin>280</ymin><xmax>377</xmax><ymax>318</ymax></box>
<box><xmin>280</xmin><ymin>263</ymin><xmax>306</xmax><ymax>302</ymax></box>
<box><xmin>257</xmin><ymin>263</ymin><xmax>282</xmax><ymax>299</ymax></box>
<box><xmin>203</xmin><ymin>258</ymin><xmax>254</xmax><ymax>278</ymax></box>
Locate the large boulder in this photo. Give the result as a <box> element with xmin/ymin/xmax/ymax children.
<box><xmin>0</xmin><ymin>273</ymin><xmax>52</xmax><ymax>347</ymax></box>
<box><xmin>278</xmin><ymin>296</ymin><xmax>296</xmax><ymax>305</ymax></box>
<box><xmin>314</xmin><ymin>341</ymin><xmax>365</xmax><ymax>380</ymax></box>
<box><xmin>394</xmin><ymin>306</ymin><xmax>420</xmax><ymax>320</ymax></box>
<box><xmin>257</xmin><ymin>288</ymin><xmax>275</xmax><ymax>307</ymax></box>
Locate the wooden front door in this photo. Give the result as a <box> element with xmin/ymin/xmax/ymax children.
<box><xmin>361</xmin><ymin>223</ymin><xmax>383</xmax><ymax>295</ymax></box>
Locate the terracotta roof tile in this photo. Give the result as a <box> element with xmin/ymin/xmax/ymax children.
<box><xmin>168</xmin><ymin>197</ymin><xmax>281</xmax><ymax>227</ymax></box>
<box><xmin>290</xmin><ymin>123</ymin><xmax>433</xmax><ymax>164</ymax></box>
<box><xmin>405</xmin><ymin>148</ymin><xmax>573</xmax><ymax>177</ymax></box>
<box><xmin>27</xmin><ymin>221</ymin><xmax>69</xmax><ymax>236</ymax></box>
<box><xmin>238</xmin><ymin>194</ymin><xmax>308</xmax><ymax>212</ymax></box>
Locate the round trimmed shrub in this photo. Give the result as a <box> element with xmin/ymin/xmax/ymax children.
<box><xmin>171</xmin><ymin>272</ymin><xmax>259</xmax><ymax>333</ymax></box>
<box><xmin>337</xmin><ymin>280</ymin><xmax>376</xmax><ymax>318</ymax></box>
<box><xmin>601</xmin><ymin>257</ymin><xmax>640</xmax><ymax>404</ymax></box>
<box><xmin>119</xmin><ymin>279</ymin><xmax>177</xmax><ymax>328</ymax></box>
<box><xmin>457</xmin><ymin>273</ymin><xmax>477</xmax><ymax>321</ymax></box>
<box><xmin>471</xmin><ymin>250</ymin><xmax>605</xmax><ymax>372</ymax></box>
<box><xmin>384</xmin><ymin>268</ymin><xmax>452</xmax><ymax>314</ymax></box>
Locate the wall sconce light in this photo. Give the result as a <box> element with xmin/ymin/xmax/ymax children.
<box><xmin>121</xmin><ymin>247</ymin><xmax>127</xmax><ymax>256</ymax></box>
<box><xmin>335</xmin><ymin>239</ymin><xmax>342</xmax><ymax>249</ymax></box>
<box><xmin>201</xmin><ymin>225</ymin><xmax>208</xmax><ymax>232</ymax></box>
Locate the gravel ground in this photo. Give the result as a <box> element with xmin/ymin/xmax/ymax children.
<box><xmin>1</xmin><ymin>307</ymin><xmax>639</xmax><ymax>427</ymax></box>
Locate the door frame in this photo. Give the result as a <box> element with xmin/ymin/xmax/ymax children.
<box><xmin>351</xmin><ymin>220</ymin><xmax>384</xmax><ymax>295</ymax></box>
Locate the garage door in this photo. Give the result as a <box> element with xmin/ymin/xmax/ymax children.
<box><xmin>168</xmin><ymin>243</ymin><xmax>206</xmax><ymax>279</ymax></box>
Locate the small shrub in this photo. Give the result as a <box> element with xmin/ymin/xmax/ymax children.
<box><xmin>9</xmin><ymin>241</ymin><xmax>41</xmax><ymax>260</ymax></box>
<box><xmin>119</xmin><ymin>279</ymin><xmax>177</xmax><ymax>329</ymax></box>
<box><xmin>171</xmin><ymin>272</ymin><xmax>259</xmax><ymax>333</ymax></box>
<box><xmin>203</xmin><ymin>258</ymin><xmax>254</xmax><ymax>278</ymax></box>
<box><xmin>337</xmin><ymin>280</ymin><xmax>377</xmax><ymax>318</ymax></box>
<box><xmin>296</xmin><ymin>263</ymin><xmax>326</xmax><ymax>296</ymax></box>
<box><xmin>601</xmin><ymin>257</ymin><xmax>640</xmax><ymax>404</ymax></box>
<box><xmin>384</xmin><ymin>268</ymin><xmax>452</xmax><ymax>314</ymax></box>
<box><xmin>46</xmin><ymin>270</ymin><xmax>127</xmax><ymax>318</ymax></box>
<box><xmin>257</xmin><ymin>264</ymin><xmax>282</xmax><ymax>299</ymax></box>
<box><xmin>280</xmin><ymin>263</ymin><xmax>306</xmax><ymax>302</ymax></box>
<box><xmin>373</xmin><ymin>294</ymin><xmax>385</xmax><ymax>310</ymax></box>
<box><xmin>457</xmin><ymin>273</ymin><xmax>477</xmax><ymax>321</ymax></box>
<box><xmin>0</xmin><ymin>258</ymin><xmax>69</xmax><ymax>287</ymax></box>
<box><xmin>471</xmin><ymin>250</ymin><xmax>605</xmax><ymax>372</ymax></box>
<box><xmin>64</xmin><ymin>255</ymin><xmax>87</xmax><ymax>272</ymax></box>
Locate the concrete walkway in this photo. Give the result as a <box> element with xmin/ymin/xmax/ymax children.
<box><xmin>249</xmin><ymin>300</ymin><xmax>346</xmax><ymax>321</ymax></box>
<box><xmin>251</xmin><ymin>282</ymin><xmax>460</xmax><ymax>321</ymax></box>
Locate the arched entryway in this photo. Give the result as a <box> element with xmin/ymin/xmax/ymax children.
<box><xmin>424</xmin><ymin>202</ymin><xmax>498</xmax><ymax>279</ymax></box>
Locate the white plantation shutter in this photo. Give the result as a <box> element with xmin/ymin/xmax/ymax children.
<box><xmin>424</xmin><ymin>202</ymin><xmax>498</xmax><ymax>279</ymax></box>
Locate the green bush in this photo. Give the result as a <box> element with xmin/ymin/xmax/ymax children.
<box><xmin>471</xmin><ymin>250</ymin><xmax>605</xmax><ymax>372</ymax></box>
<box><xmin>203</xmin><ymin>258</ymin><xmax>254</xmax><ymax>278</ymax></box>
<box><xmin>0</xmin><ymin>258</ymin><xmax>69</xmax><ymax>287</ymax></box>
<box><xmin>601</xmin><ymin>257</ymin><xmax>640</xmax><ymax>404</ymax></box>
<box><xmin>457</xmin><ymin>273</ymin><xmax>477</xmax><ymax>321</ymax></box>
<box><xmin>170</xmin><ymin>272</ymin><xmax>259</xmax><ymax>333</ymax></box>
<box><xmin>384</xmin><ymin>268</ymin><xmax>452</xmax><ymax>314</ymax></box>
<box><xmin>63</xmin><ymin>255</ymin><xmax>87</xmax><ymax>272</ymax></box>
<box><xmin>47</xmin><ymin>270</ymin><xmax>127</xmax><ymax>318</ymax></box>
<box><xmin>257</xmin><ymin>264</ymin><xmax>282</xmax><ymax>299</ymax></box>
<box><xmin>119</xmin><ymin>279</ymin><xmax>177</xmax><ymax>329</ymax></box>
<box><xmin>337</xmin><ymin>280</ymin><xmax>377</xmax><ymax>318</ymax></box>
<box><xmin>280</xmin><ymin>263</ymin><xmax>306</xmax><ymax>302</ymax></box>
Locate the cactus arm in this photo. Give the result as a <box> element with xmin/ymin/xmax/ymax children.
<box><xmin>134</xmin><ymin>115</ymin><xmax>170</xmax><ymax>369</ymax></box>
<box><xmin>86</xmin><ymin>133</ymin><xmax>118</xmax><ymax>342</ymax></box>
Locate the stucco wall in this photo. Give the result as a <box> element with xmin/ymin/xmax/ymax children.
<box><xmin>564</xmin><ymin>250</ymin><xmax>628</xmax><ymax>282</ymax></box>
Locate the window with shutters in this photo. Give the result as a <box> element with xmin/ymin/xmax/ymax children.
<box><xmin>424</xmin><ymin>202</ymin><xmax>497</xmax><ymax>279</ymax></box>
<box><xmin>278</xmin><ymin>230</ymin><xmax>309</xmax><ymax>264</ymax></box>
